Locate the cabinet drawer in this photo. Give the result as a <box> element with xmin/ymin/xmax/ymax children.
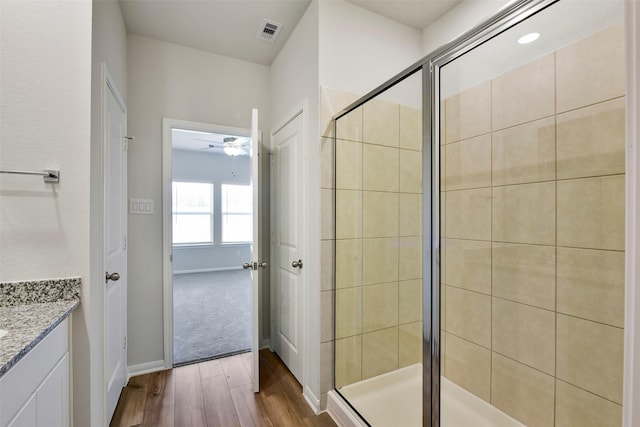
<box><xmin>0</xmin><ymin>319</ymin><xmax>68</xmax><ymax>426</ymax></box>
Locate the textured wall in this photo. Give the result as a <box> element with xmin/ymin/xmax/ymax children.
<box><xmin>0</xmin><ymin>1</ymin><xmax>95</xmax><ymax>425</ymax></box>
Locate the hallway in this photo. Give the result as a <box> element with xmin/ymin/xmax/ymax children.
<box><xmin>110</xmin><ymin>349</ymin><xmax>336</xmax><ymax>426</ymax></box>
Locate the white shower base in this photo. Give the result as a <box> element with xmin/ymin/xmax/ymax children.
<box><xmin>327</xmin><ymin>364</ymin><xmax>524</xmax><ymax>427</ymax></box>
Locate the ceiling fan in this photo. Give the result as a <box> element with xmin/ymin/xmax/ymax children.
<box><xmin>196</xmin><ymin>136</ymin><xmax>249</xmax><ymax>156</ymax></box>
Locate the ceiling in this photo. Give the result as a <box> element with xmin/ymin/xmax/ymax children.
<box><xmin>172</xmin><ymin>129</ymin><xmax>250</xmax><ymax>156</ymax></box>
<box><xmin>347</xmin><ymin>0</ymin><xmax>461</xmax><ymax>30</ymax></box>
<box><xmin>119</xmin><ymin>0</ymin><xmax>461</xmax><ymax>66</ymax></box>
<box><xmin>119</xmin><ymin>0</ymin><xmax>312</xmax><ymax>66</ymax></box>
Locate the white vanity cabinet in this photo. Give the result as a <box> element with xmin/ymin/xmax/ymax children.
<box><xmin>0</xmin><ymin>318</ymin><xmax>70</xmax><ymax>427</ymax></box>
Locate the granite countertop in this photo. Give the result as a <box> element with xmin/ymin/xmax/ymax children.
<box><xmin>0</xmin><ymin>278</ymin><xmax>80</xmax><ymax>378</ymax></box>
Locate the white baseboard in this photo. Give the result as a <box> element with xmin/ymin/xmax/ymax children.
<box><xmin>260</xmin><ymin>339</ymin><xmax>271</xmax><ymax>350</ymax></box>
<box><xmin>127</xmin><ymin>360</ymin><xmax>166</xmax><ymax>380</ymax></box>
<box><xmin>173</xmin><ymin>266</ymin><xmax>242</xmax><ymax>275</ymax></box>
<box><xmin>304</xmin><ymin>386</ymin><xmax>321</xmax><ymax>415</ymax></box>
<box><xmin>327</xmin><ymin>390</ymin><xmax>367</xmax><ymax>427</ymax></box>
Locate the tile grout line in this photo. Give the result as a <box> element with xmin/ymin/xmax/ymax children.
<box><xmin>441</xmin><ymin>171</ymin><xmax>626</xmax><ymax>195</ymax></box>
<box><xmin>439</xmin><ymin>236</ymin><xmax>625</xmax><ymax>253</ymax></box>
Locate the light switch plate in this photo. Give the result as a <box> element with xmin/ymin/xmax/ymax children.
<box><xmin>130</xmin><ymin>198</ymin><xmax>154</xmax><ymax>215</ymax></box>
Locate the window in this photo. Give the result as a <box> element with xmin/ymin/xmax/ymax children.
<box><xmin>172</xmin><ymin>182</ymin><xmax>213</xmax><ymax>245</ymax></box>
<box><xmin>221</xmin><ymin>184</ymin><xmax>252</xmax><ymax>243</ymax></box>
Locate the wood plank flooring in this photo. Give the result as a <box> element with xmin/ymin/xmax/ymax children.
<box><xmin>110</xmin><ymin>350</ymin><xmax>336</xmax><ymax>427</ymax></box>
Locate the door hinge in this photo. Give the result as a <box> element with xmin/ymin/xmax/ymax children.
<box><xmin>123</xmin><ymin>236</ymin><xmax>127</xmax><ymax>250</ymax></box>
<box><xmin>123</xmin><ymin>136</ymin><xmax>134</xmax><ymax>151</ymax></box>
<box><xmin>123</xmin><ymin>335</ymin><xmax>127</xmax><ymax>350</ymax></box>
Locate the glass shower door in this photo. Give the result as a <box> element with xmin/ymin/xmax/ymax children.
<box><xmin>334</xmin><ymin>69</ymin><xmax>424</xmax><ymax>426</ymax></box>
<box><xmin>437</xmin><ymin>1</ymin><xmax>625</xmax><ymax>425</ymax></box>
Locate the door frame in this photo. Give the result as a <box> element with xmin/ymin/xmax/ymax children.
<box><xmin>101</xmin><ymin>62</ymin><xmax>128</xmax><ymax>424</ymax></box>
<box><xmin>161</xmin><ymin>117</ymin><xmax>252</xmax><ymax>368</ymax></box>
<box><xmin>269</xmin><ymin>99</ymin><xmax>310</xmax><ymax>395</ymax></box>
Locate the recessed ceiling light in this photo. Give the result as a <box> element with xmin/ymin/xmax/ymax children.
<box><xmin>518</xmin><ymin>32</ymin><xmax>540</xmax><ymax>44</ymax></box>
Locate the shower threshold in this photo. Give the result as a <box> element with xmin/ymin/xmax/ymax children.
<box><xmin>334</xmin><ymin>364</ymin><xmax>524</xmax><ymax>427</ymax></box>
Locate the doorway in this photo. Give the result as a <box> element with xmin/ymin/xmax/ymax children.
<box><xmin>163</xmin><ymin>120</ymin><xmax>255</xmax><ymax>367</ymax></box>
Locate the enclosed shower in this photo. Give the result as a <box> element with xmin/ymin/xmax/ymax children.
<box><xmin>330</xmin><ymin>0</ymin><xmax>626</xmax><ymax>425</ymax></box>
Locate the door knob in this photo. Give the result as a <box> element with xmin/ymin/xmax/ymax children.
<box><xmin>291</xmin><ymin>259</ymin><xmax>303</xmax><ymax>269</ymax></box>
<box><xmin>244</xmin><ymin>262</ymin><xmax>267</xmax><ymax>270</ymax></box>
<box><xmin>105</xmin><ymin>272</ymin><xmax>120</xmax><ymax>282</ymax></box>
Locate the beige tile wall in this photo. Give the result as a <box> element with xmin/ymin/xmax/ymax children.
<box><xmin>441</xmin><ymin>23</ymin><xmax>625</xmax><ymax>427</ymax></box>
<box><xmin>333</xmin><ymin>97</ymin><xmax>423</xmax><ymax>389</ymax></box>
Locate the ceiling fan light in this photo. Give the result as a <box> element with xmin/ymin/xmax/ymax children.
<box><xmin>224</xmin><ymin>145</ymin><xmax>243</xmax><ymax>156</ymax></box>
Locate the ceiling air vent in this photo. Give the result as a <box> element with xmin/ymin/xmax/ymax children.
<box><xmin>257</xmin><ymin>19</ymin><xmax>282</xmax><ymax>42</ymax></box>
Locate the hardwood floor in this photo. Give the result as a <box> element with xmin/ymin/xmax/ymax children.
<box><xmin>110</xmin><ymin>350</ymin><xmax>337</xmax><ymax>427</ymax></box>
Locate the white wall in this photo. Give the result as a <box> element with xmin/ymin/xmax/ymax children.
<box><xmin>0</xmin><ymin>0</ymin><xmax>91</xmax><ymax>281</ymax></box>
<box><xmin>127</xmin><ymin>34</ymin><xmax>271</xmax><ymax>367</ymax></box>
<box><xmin>0</xmin><ymin>0</ymin><xmax>94</xmax><ymax>425</ymax></box>
<box><xmin>172</xmin><ymin>150</ymin><xmax>251</xmax><ymax>273</ymax></box>
<box><xmin>319</xmin><ymin>0</ymin><xmax>422</xmax><ymax>97</ymax></box>
<box><xmin>271</xmin><ymin>2</ymin><xmax>319</xmax><ymax>128</ymax></box>
<box><xmin>270</xmin><ymin>0</ymin><xmax>321</xmax><ymax>407</ymax></box>
<box><xmin>90</xmin><ymin>0</ymin><xmax>128</xmax><ymax>425</ymax></box>
<box><xmin>421</xmin><ymin>0</ymin><xmax>509</xmax><ymax>55</ymax></box>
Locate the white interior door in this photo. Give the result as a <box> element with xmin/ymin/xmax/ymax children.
<box><xmin>249</xmin><ymin>108</ymin><xmax>262</xmax><ymax>393</ymax></box>
<box><xmin>271</xmin><ymin>112</ymin><xmax>304</xmax><ymax>382</ymax></box>
<box><xmin>104</xmin><ymin>69</ymin><xmax>127</xmax><ymax>423</ymax></box>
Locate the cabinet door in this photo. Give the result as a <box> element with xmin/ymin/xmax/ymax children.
<box><xmin>0</xmin><ymin>320</ymin><xmax>68</xmax><ymax>427</ymax></box>
<box><xmin>7</xmin><ymin>395</ymin><xmax>36</xmax><ymax>427</ymax></box>
<box><xmin>36</xmin><ymin>353</ymin><xmax>69</xmax><ymax>427</ymax></box>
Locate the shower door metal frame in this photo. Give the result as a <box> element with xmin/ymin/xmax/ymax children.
<box><xmin>332</xmin><ymin>0</ymin><xmax>559</xmax><ymax>425</ymax></box>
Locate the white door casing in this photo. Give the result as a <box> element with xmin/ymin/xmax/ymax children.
<box><xmin>270</xmin><ymin>110</ymin><xmax>305</xmax><ymax>383</ymax></box>
<box><xmin>250</xmin><ymin>108</ymin><xmax>261</xmax><ymax>392</ymax></box>
<box><xmin>103</xmin><ymin>63</ymin><xmax>127</xmax><ymax>424</ymax></box>
<box><xmin>161</xmin><ymin>118</ymin><xmax>260</xmax><ymax>391</ymax></box>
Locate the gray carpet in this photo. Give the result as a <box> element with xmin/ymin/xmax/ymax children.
<box><xmin>173</xmin><ymin>270</ymin><xmax>252</xmax><ymax>365</ymax></box>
